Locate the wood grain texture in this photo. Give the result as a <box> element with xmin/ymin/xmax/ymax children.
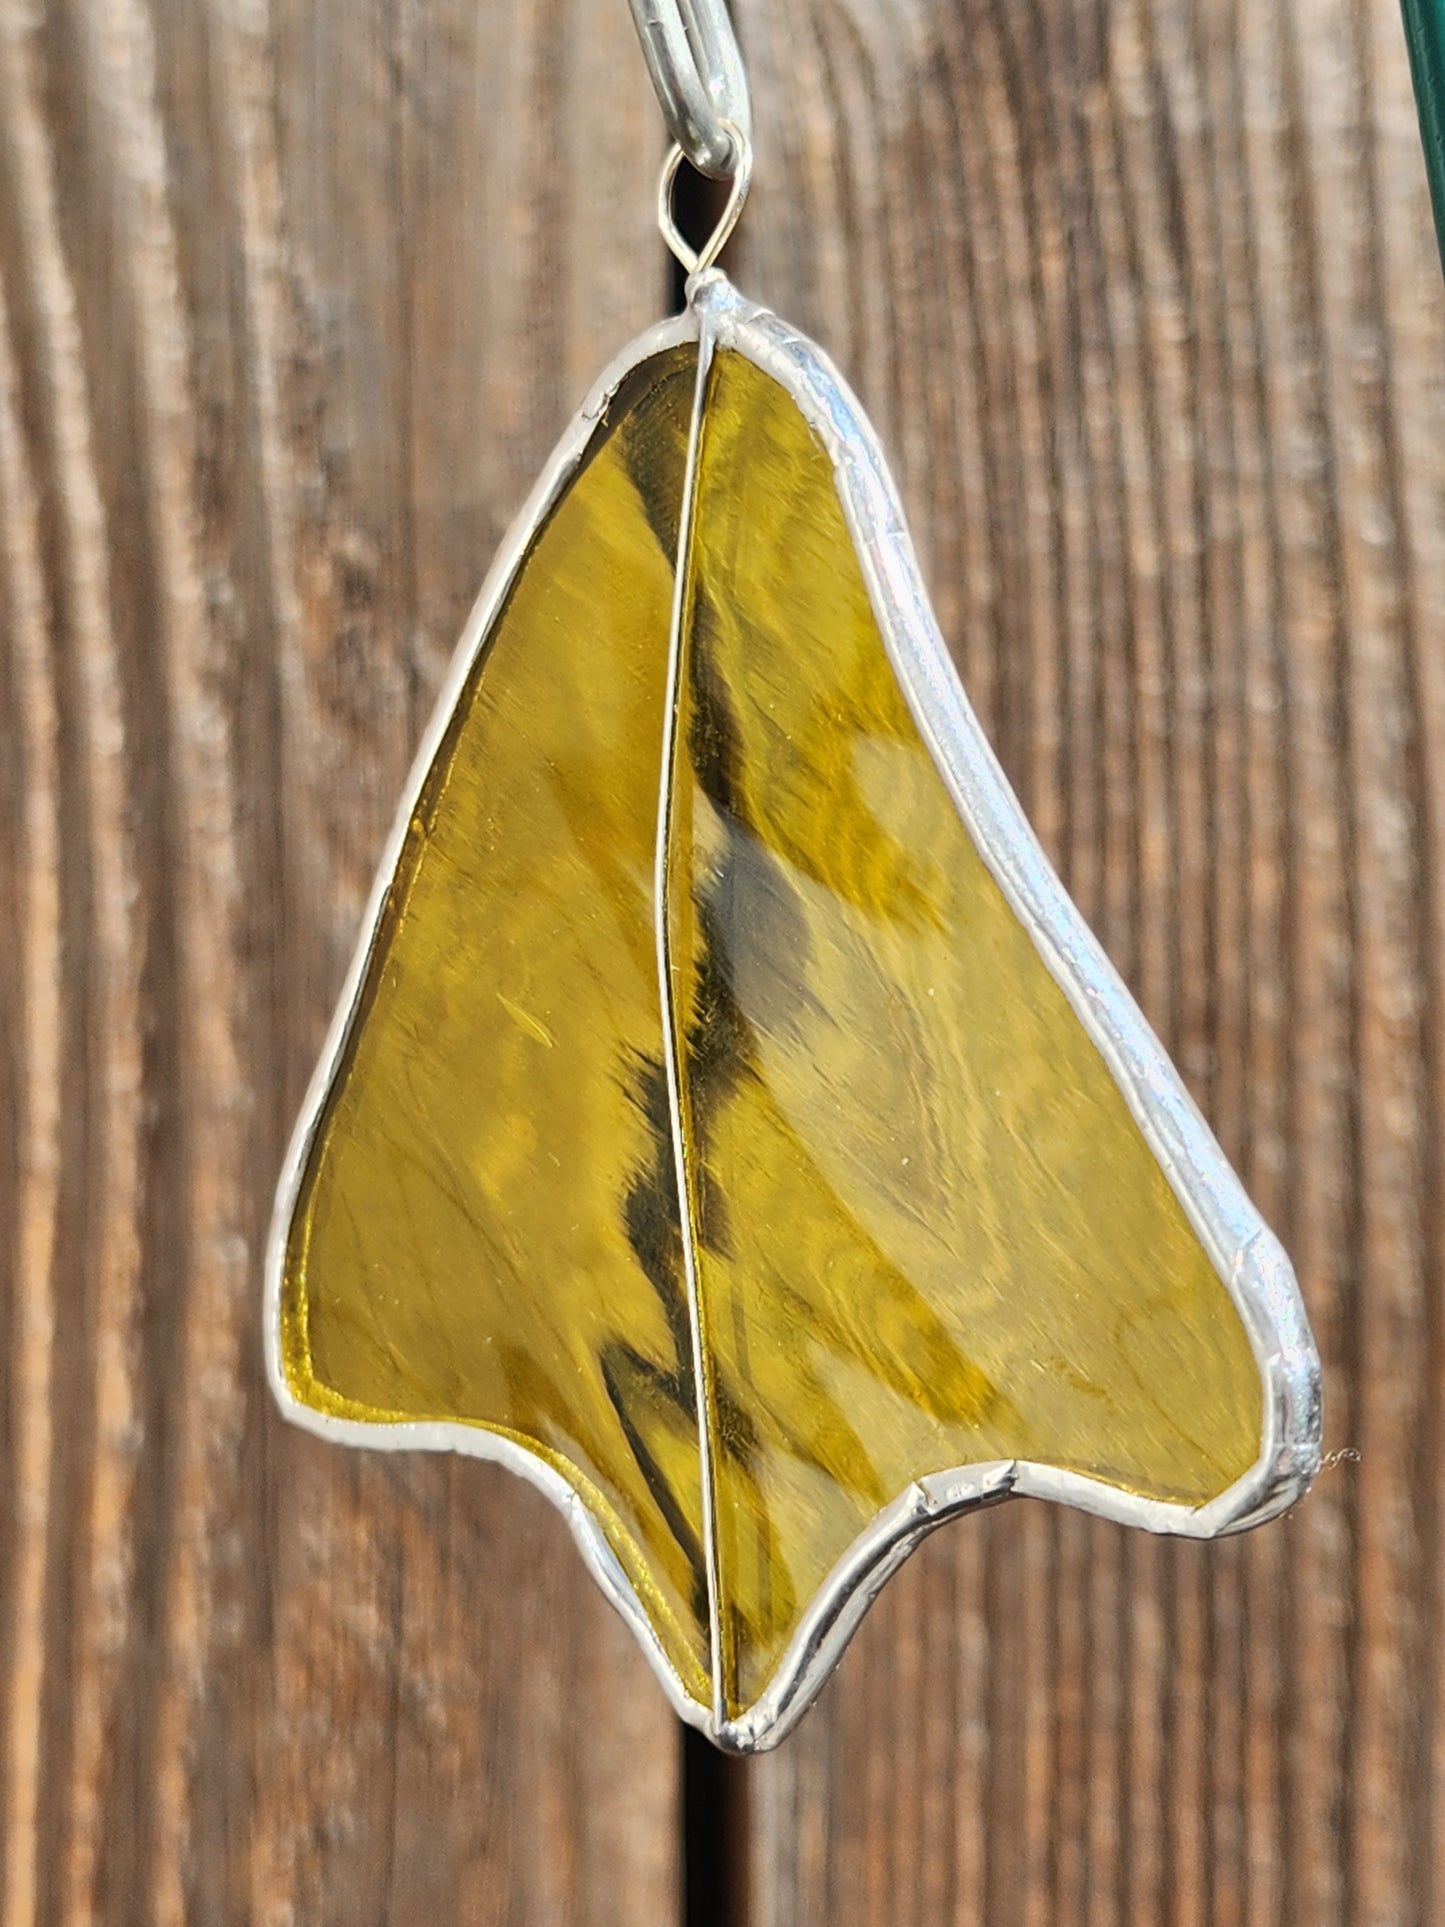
<box><xmin>3</xmin><ymin>0</ymin><xmax>1444</xmax><ymax>1922</ymax></box>
<box><xmin>0</xmin><ymin>2</ymin><xmax>680</xmax><ymax>1922</ymax></box>
<box><xmin>728</xmin><ymin>0</ymin><xmax>1445</xmax><ymax>1923</ymax></box>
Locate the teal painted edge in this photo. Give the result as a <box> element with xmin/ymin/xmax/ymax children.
<box><xmin>1403</xmin><ymin>0</ymin><xmax>1445</xmax><ymax>274</ymax></box>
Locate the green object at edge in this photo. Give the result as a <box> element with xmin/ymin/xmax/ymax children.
<box><xmin>1404</xmin><ymin>0</ymin><xmax>1445</xmax><ymax>271</ymax></box>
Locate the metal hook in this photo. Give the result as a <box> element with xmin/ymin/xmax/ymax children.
<box><xmin>627</xmin><ymin>0</ymin><xmax>752</xmax><ymax>179</ymax></box>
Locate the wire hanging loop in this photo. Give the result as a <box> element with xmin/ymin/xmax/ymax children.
<box><xmin>658</xmin><ymin>120</ymin><xmax>752</xmax><ymax>276</ymax></box>
<box><xmin>627</xmin><ymin>0</ymin><xmax>752</xmax><ymax>178</ymax></box>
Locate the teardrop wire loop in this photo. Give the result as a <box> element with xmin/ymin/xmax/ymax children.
<box><xmin>627</xmin><ymin>0</ymin><xmax>752</xmax><ymax>177</ymax></box>
<box><xmin>658</xmin><ymin>120</ymin><xmax>753</xmax><ymax>276</ymax></box>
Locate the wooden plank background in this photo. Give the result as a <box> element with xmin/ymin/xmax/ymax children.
<box><xmin>1</xmin><ymin>0</ymin><xmax>1441</xmax><ymax>1921</ymax></box>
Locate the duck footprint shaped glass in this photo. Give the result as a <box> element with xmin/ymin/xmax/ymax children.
<box><xmin>267</xmin><ymin>273</ymin><xmax>1321</xmax><ymax>1754</ymax></box>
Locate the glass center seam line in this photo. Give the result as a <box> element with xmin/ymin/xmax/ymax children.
<box><xmin>653</xmin><ymin>303</ymin><xmax>725</xmax><ymax>1729</ymax></box>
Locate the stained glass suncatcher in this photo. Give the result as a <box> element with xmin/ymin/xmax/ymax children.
<box><xmin>268</xmin><ymin>273</ymin><xmax>1321</xmax><ymax>1753</ymax></box>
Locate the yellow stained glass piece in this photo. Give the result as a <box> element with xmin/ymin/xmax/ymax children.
<box><xmin>667</xmin><ymin>350</ymin><xmax>1260</xmax><ymax>1713</ymax></box>
<box><xmin>280</xmin><ymin>346</ymin><xmax>713</xmax><ymax>1701</ymax></box>
<box><xmin>276</xmin><ymin>316</ymin><xmax>1273</xmax><ymax>1739</ymax></box>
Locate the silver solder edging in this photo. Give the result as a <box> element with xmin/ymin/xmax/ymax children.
<box><xmin>263</xmin><ymin>273</ymin><xmax>1323</xmax><ymax>1756</ymax></box>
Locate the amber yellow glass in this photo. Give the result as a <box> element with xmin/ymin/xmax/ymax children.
<box><xmin>280</xmin><ymin>346</ymin><xmax>712</xmax><ymax>1702</ymax></box>
<box><xmin>667</xmin><ymin>350</ymin><xmax>1261</xmax><ymax>1714</ymax></box>
<box><xmin>281</xmin><ymin>327</ymin><xmax>1266</xmax><ymax>1732</ymax></box>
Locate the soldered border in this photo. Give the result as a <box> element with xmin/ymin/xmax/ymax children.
<box><xmin>266</xmin><ymin>275</ymin><xmax>1322</xmax><ymax>1757</ymax></box>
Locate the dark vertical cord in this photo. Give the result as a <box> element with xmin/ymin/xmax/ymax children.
<box><xmin>683</xmin><ymin>1728</ymin><xmax>740</xmax><ymax>1927</ymax></box>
